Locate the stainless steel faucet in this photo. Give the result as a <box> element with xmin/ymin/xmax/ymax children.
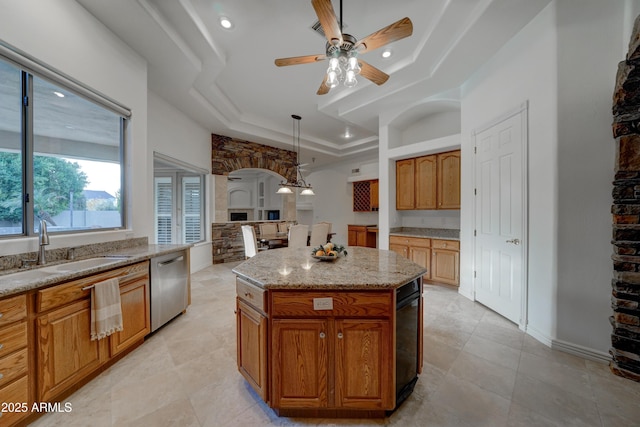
<box><xmin>37</xmin><ymin>219</ymin><xmax>50</xmax><ymax>265</ymax></box>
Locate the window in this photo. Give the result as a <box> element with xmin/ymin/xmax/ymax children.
<box><xmin>0</xmin><ymin>50</ymin><xmax>127</xmax><ymax>237</ymax></box>
<box><xmin>154</xmin><ymin>154</ymin><xmax>206</xmax><ymax>245</ymax></box>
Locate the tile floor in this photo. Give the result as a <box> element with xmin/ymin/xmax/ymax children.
<box><xmin>31</xmin><ymin>262</ymin><xmax>640</xmax><ymax>427</ymax></box>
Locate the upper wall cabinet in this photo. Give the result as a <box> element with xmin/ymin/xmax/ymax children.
<box><xmin>396</xmin><ymin>150</ymin><xmax>460</xmax><ymax>210</ymax></box>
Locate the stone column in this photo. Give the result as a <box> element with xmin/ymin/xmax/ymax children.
<box><xmin>611</xmin><ymin>14</ymin><xmax>640</xmax><ymax>382</ymax></box>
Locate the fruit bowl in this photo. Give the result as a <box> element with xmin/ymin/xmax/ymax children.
<box><xmin>310</xmin><ymin>243</ymin><xmax>347</xmax><ymax>261</ymax></box>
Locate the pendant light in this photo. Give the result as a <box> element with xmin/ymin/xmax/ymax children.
<box><xmin>277</xmin><ymin>115</ymin><xmax>314</xmax><ymax>195</ymax></box>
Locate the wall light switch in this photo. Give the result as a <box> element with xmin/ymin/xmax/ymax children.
<box><xmin>313</xmin><ymin>297</ymin><xmax>333</xmax><ymax>310</ymax></box>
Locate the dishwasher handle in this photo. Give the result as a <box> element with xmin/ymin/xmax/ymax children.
<box><xmin>158</xmin><ymin>256</ymin><xmax>184</xmax><ymax>267</ymax></box>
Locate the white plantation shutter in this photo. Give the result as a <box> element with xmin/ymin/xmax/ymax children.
<box><xmin>182</xmin><ymin>176</ymin><xmax>202</xmax><ymax>243</ymax></box>
<box><xmin>155</xmin><ymin>177</ymin><xmax>173</xmax><ymax>244</ymax></box>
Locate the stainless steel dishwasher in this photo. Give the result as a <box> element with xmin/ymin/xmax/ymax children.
<box><xmin>150</xmin><ymin>250</ymin><xmax>189</xmax><ymax>332</ymax></box>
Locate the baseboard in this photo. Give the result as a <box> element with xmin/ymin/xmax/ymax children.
<box><xmin>457</xmin><ymin>285</ymin><xmax>474</xmax><ymax>301</ymax></box>
<box><xmin>551</xmin><ymin>338</ymin><xmax>611</xmax><ymax>364</ymax></box>
<box><xmin>524</xmin><ymin>325</ymin><xmax>610</xmax><ymax>363</ymax></box>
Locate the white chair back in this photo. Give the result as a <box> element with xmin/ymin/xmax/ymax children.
<box><xmin>317</xmin><ymin>221</ymin><xmax>332</xmax><ymax>234</ymax></box>
<box><xmin>309</xmin><ymin>223</ymin><xmax>330</xmax><ymax>247</ymax></box>
<box><xmin>259</xmin><ymin>223</ymin><xmax>278</xmax><ymax>236</ymax></box>
<box><xmin>288</xmin><ymin>224</ymin><xmax>309</xmax><ymax>248</ymax></box>
<box><xmin>241</xmin><ymin>225</ymin><xmax>258</xmax><ymax>258</ymax></box>
<box><xmin>277</xmin><ymin>222</ymin><xmax>289</xmax><ymax>233</ymax></box>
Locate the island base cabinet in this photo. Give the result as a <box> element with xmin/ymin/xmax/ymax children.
<box><xmin>271</xmin><ymin>317</ymin><xmax>393</xmax><ymax>412</ymax></box>
<box><xmin>335</xmin><ymin>319</ymin><xmax>392</xmax><ymax>409</ymax></box>
<box><xmin>236</xmin><ymin>299</ymin><xmax>268</xmax><ymax>401</ymax></box>
<box><xmin>271</xmin><ymin>319</ymin><xmax>327</xmax><ymax>409</ymax></box>
<box><xmin>36</xmin><ymin>299</ymin><xmax>109</xmax><ymax>402</ymax></box>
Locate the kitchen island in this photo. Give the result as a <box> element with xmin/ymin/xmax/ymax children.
<box><xmin>232</xmin><ymin>246</ymin><xmax>427</xmax><ymax>418</ymax></box>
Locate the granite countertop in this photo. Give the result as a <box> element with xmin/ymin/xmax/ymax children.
<box><xmin>0</xmin><ymin>244</ymin><xmax>192</xmax><ymax>298</ymax></box>
<box><xmin>389</xmin><ymin>227</ymin><xmax>460</xmax><ymax>240</ymax></box>
<box><xmin>232</xmin><ymin>246</ymin><xmax>426</xmax><ymax>290</ymax></box>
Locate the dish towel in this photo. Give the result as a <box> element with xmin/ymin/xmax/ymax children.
<box><xmin>90</xmin><ymin>277</ymin><xmax>123</xmax><ymax>341</ymax></box>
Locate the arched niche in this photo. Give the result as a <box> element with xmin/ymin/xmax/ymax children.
<box><xmin>388</xmin><ymin>100</ymin><xmax>461</xmax><ymax>148</ymax></box>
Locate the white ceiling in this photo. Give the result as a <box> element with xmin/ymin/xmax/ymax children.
<box><xmin>76</xmin><ymin>0</ymin><xmax>551</xmax><ymax>169</ymax></box>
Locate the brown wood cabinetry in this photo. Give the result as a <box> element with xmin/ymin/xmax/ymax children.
<box><xmin>396</xmin><ymin>150</ymin><xmax>460</xmax><ymax>210</ymax></box>
<box><xmin>353</xmin><ymin>180</ymin><xmax>379</xmax><ymax>212</ymax></box>
<box><xmin>0</xmin><ymin>295</ymin><xmax>29</xmax><ymax>426</ymax></box>
<box><xmin>389</xmin><ymin>236</ymin><xmax>431</xmax><ymax>280</ymax></box>
<box><xmin>36</xmin><ymin>261</ymin><xmax>149</xmax><ymax>402</ymax></box>
<box><xmin>270</xmin><ymin>290</ymin><xmax>393</xmax><ymax>413</ymax></box>
<box><xmin>430</xmin><ymin>239</ymin><xmax>460</xmax><ymax>286</ymax></box>
<box><xmin>437</xmin><ymin>151</ymin><xmax>461</xmax><ymax>209</ymax></box>
<box><xmin>236</xmin><ymin>278</ymin><xmax>268</xmax><ymax>401</ymax></box>
<box><xmin>396</xmin><ymin>159</ymin><xmax>415</xmax><ymax>210</ymax></box>
<box><xmin>347</xmin><ymin>225</ymin><xmax>377</xmax><ymax>248</ymax></box>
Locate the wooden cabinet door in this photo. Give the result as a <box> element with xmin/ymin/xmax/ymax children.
<box><xmin>431</xmin><ymin>249</ymin><xmax>460</xmax><ymax>286</ymax></box>
<box><xmin>437</xmin><ymin>150</ymin><xmax>461</xmax><ymax>209</ymax></box>
<box><xmin>271</xmin><ymin>319</ymin><xmax>328</xmax><ymax>409</ymax></box>
<box><xmin>370</xmin><ymin>180</ymin><xmax>379</xmax><ymax>210</ymax></box>
<box><xmin>410</xmin><ymin>246</ymin><xmax>431</xmax><ymax>280</ymax></box>
<box><xmin>415</xmin><ymin>155</ymin><xmax>437</xmax><ymax>209</ymax></box>
<box><xmin>396</xmin><ymin>159</ymin><xmax>415</xmax><ymax>209</ymax></box>
<box><xmin>335</xmin><ymin>319</ymin><xmax>393</xmax><ymax>409</ymax></box>
<box><xmin>389</xmin><ymin>243</ymin><xmax>408</xmax><ymax>259</ymax></box>
<box><xmin>110</xmin><ymin>274</ymin><xmax>150</xmax><ymax>356</ymax></box>
<box><xmin>348</xmin><ymin>228</ymin><xmax>358</xmax><ymax>246</ymax></box>
<box><xmin>37</xmin><ymin>299</ymin><xmax>108</xmax><ymax>401</ymax></box>
<box><xmin>237</xmin><ymin>299</ymin><xmax>268</xmax><ymax>401</ymax></box>
<box><xmin>356</xmin><ymin>230</ymin><xmax>368</xmax><ymax>247</ymax></box>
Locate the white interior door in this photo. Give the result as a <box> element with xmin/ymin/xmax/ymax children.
<box><xmin>474</xmin><ymin>107</ymin><xmax>527</xmax><ymax>325</ymax></box>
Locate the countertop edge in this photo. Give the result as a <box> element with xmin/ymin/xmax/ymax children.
<box><xmin>0</xmin><ymin>244</ymin><xmax>192</xmax><ymax>298</ymax></box>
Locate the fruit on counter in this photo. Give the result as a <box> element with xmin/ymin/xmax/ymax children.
<box><xmin>323</xmin><ymin>243</ymin><xmax>334</xmax><ymax>252</ymax></box>
<box><xmin>315</xmin><ymin>250</ymin><xmax>326</xmax><ymax>256</ymax></box>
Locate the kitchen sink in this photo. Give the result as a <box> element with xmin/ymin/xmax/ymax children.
<box><xmin>0</xmin><ymin>256</ymin><xmax>126</xmax><ymax>283</ymax></box>
<box><xmin>0</xmin><ymin>268</ymin><xmax>58</xmax><ymax>283</ymax></box>
<box><xmin>41</xmin><ymin>257</ymin><xmax>123</xmax><ymax>273</ymax></box>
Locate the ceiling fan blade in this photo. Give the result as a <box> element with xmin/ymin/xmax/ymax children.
<box><xmin>317</xmin><ymin>74</ymin><xmax>330</xmax><ymax>95</ymax></box>
<box><xmin>275</xmin><ymin>54</ymin><xmax>326</xmax><ymax>67</ymax></box>
<box><xmin>312</xmin><ymin>0</ymin><xmax>343</xmax><ymax>46</ymax></box>
<box><xmin>359</xmin><ymin>60</ymin><xmax>389</xmax><ymax>86</ymax></box>
<box><xmin>354</xmin><ymin>17</ymin><xmax>413</xmax><ymax>54</ymax></box>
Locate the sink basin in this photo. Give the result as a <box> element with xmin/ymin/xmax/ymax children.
<box><xmin>0</xmin><ymin>257</ymin><xmax>125</xmax><ymax>284</ymax></box>
<box><xmin>0</xmin><ymin>268</ymin><xmax>58</xmax><ymax>283</ymax></box>
<box><xmin>41</xmin><ymin>257</ymin><xmax>123</xmax><ymax>273</ymax></box>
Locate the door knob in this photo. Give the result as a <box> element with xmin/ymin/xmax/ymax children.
<box><xmin>506</xmin><ymin>238</ymin><xmax>521</xmax><ymax>245</ymax></box>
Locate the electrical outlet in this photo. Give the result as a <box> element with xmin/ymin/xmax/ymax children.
<box><xmin>313</xmin><ymin>297</ymin><xmax>333</xmax><ymax>310</ymax></box>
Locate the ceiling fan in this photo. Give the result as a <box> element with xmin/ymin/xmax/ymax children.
<box><xmin>274</xmin><ymin>0</ymin><xmax>413</xmax><ymax>95</ymax></box>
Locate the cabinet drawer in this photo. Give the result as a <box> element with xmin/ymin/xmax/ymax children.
<box><xmin>271</xmin><ymin>291</ymin><xmax>392</xmax><ymax>318</ymax></box>
<box><xmin>389</xmin><ymin>236</ymin><xmax>431</xmax><ymax>248</ymax></box>
<box><xmin>0</xmin><ymin>347</ymin><xmax>27</xmax><ymax>388</ymax></box>
<box><xmin>37</xmin><ymin>261</ymin><xmax>149</xmax><ymax>312</ymax></box>
<box><xmin>0</xmin><ymin>295</ymin><xmax>27</xmax><ymax>327</ymax></box>
<box><xmin>431</xmin><ymin>239</ymin><xmax>459</xmax><ymax>250</ymax></box>
<box><xmin>236</xmin><ymin>278</ymin><xmax>266</xmax><ymax>313</ymax></box>
<box><xmin>0</xmin><ymin>375</ymin><xmax>29</xmax><ymax>425</ymax></box>
<box><xmin>0</xmin><ymin>322</ymin><xmax>27</xmax><ymax>358</ymax></box>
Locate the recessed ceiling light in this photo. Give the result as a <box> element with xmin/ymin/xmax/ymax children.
<box><xmin>53</xmin><ymin>91</ymin><xmax>65</xmax><ymax>98</ymax></box>
<box><xmin>381</xmin><ymin>49</ymin><xmax>392</xmax><ymax>59</ymax></box>
<box><xmin>344</xmin><ymin>129</ymin><xmax>352</xmax><ymax>139</ymax></box>
<box><xmin>219</xmin><ymin>16</ymin><xmax>233</xmax><ymax>29</ymax></box>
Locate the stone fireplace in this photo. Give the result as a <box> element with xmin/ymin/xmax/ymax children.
<box><xmin>611</xmin><ymin>15</ymin><xmax>640</xmax><ymax>382</ymax></box>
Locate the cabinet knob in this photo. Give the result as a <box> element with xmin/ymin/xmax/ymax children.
<box><xmin>319</xmin><ymin>332</ymin><xmax>326</xmax><ymax>339</ymax></box>
<box><xmin>0</xmin><ymin>373</ymin><xmax>3</xmax><ymax>380</ymax></box>
<box><xmin>0</xmin><ymin>344</ymin><xmax>3</xmax><ymax>351</ymax></box>
<box><xmin>337</xmin><ymin>332</ymin><xmax>343</xmax><ymax>339</ymax></box>
<box><xmin>244</xmin><ymin>292</ymin><xmax>252</xmax><ymax>298</ymax></box>
<box><xmin>0</xmin><ymin>313</ymin><xmax>3</xmax><ymax>319</ymax></box>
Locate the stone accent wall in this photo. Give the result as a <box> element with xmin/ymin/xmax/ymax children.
<box><xmin>611</xmin><ymin>15</ymin><xmax>640</xmax><ymax>382</ymax></box>
<box><xmin>211</xmin><ymin>134</ymin><xmax>296</xmax><ymax>183</ymax></box>
<box><xmin>212</xmin><ymin>221</ymin><xmax>293</xmax><ymax>264</ymax></box>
